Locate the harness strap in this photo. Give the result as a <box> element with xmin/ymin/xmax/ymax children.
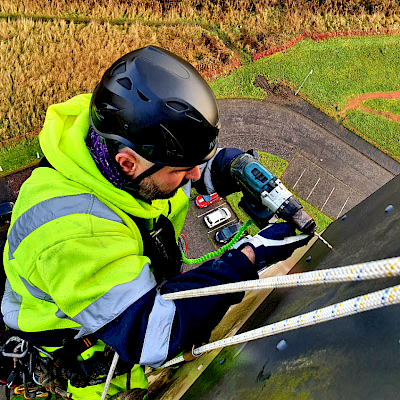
<box><xmin>131</xmin><ymin>214</ymin><xmax>183</xmax><ymax>284</ymax></box>
<box><xmin>51</xmin><ymin>333</ymin><xmax>98</xmax><ymax>367</ymax></box>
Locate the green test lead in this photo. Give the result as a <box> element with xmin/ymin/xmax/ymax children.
<box><xmin>181</xmin><ymin>220</ymin><xmax>254</xmax><ymax>265</ymax></box>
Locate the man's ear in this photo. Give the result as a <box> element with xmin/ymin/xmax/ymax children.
<box><xmin>115</xmin><ymin>152</ymin><xmax>137</xmax><ymax>177</ymax></box>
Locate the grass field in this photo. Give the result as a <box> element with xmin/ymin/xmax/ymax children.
<box><xmin>363</xmin><ymin>98</ymin><xmax>400</xmax><ymax>114</ymax></box>
<box><xmin>0</xmin><ymin>17</ymin><xmax>236</xmax><ymax>141</ymax></box>
<box><xmin>4</xmin><ymin>0</ymin><xmax>400</xmax><ymax>57</ymax></box>
<box><xmin>210</xmin><ymin>35</ymin><xmax>400</xmax><ymax>160</ymax></box>
<box><xmin>346</xmin><ymin>109</ymin><xmax>400</xmax><ymax>157</ymax></box>
<box><xmin>1</xmin><ymin>1</ymin><xmax>400</xmax><ymax>173</ymax></box>
<box><xmin>2</xmin><ymin>32</ymin><xmax>400</xmax><ymax>174</ymax></box>
<box><xmin>211</xmin><ymin>34</ymin><xmax>400</xmax><ymax>107</ymax></box>
<box><xmin>0</xmin><ymin>136</ymin><xmax>42</xmax><ymax>173</ymax></box>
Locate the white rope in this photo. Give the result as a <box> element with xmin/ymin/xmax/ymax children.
<box><xmin>161</xmin><ymin>283</ymin><xmax>400</xmax><ymax>368</ymax></box>
<box><xmin>100</xmin><ymin>352</ymin><xmax>119</xmax><ymax>400</ymax></box>
<box><xmin>161</xmin><ymin>256</ymin><xmax>400</xmax><ymax>300</ymax></box>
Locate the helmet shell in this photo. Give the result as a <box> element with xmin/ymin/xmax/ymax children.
<box><xmin>90</xmin><ymin>46</ymin><xmax>220</xmax><ymax>166</ymax></box>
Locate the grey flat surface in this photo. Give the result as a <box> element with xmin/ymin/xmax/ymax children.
<box><xmin>178</xmin><ymin>97</ymin><xmax>400</xmax><ymax>271</ymax></box>
<box><xmin>253</xmin><ymin>76</ymin><xmax>400</xmax><ymax>176</ymax></box>
<box><xmin>0</xmin><ymin>386</ymin><xmax>5</xmax><ymax>400</ymax></box>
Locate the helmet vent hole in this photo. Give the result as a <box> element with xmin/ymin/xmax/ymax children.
<box><xmin>137</xmin><ymin>89</ymin><xmax>150</xmax><ymax>102</ymax></box>
<box><xmin>185</xmin><ymin>111</ymin><xmax>202</xmax><ymax>122</ymax></box>
<box><xmin>166</xmin><ymin>101</ymin><xmax>188</xmax><ymax>112</ymax></box>
<box><xmin>110</xmin><ymin>62</ymin><xmax>126</xmax><ymax>76</ymax></box>
<box><xmin>117</xmin><ymin>77</ymin><xmax>132</xmax><ymax>90</ymax></box>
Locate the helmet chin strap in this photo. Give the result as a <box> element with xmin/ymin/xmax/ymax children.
<box><xmin>122</xmin><ymin>163</ymin><xmax>165</xmax><ymax>201</ymax></box>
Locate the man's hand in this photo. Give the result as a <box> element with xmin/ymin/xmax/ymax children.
<box><xmin>236</xmin><ymin>223</ymin><xmax>311</xmax><ymax>271</ymax></box>
<box><xmin>240</xmin><ymin>245</ymin><xmax>256</xmax><ymax>265</ymax></box>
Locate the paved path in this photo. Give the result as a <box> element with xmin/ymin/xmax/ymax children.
<box><xmin>217</xmin><ymin>98</ymin><xmax>397</xmax><ymax>217</ymax></box>
<box><xmin>181</xmin><ymin>96</ymin><xmax>399</xmax><ymax>260</ymax></box>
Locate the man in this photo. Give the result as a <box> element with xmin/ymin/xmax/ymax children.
<box><xmin>2</xmin><ymin>46</ymin><xmax>310</xmax><ymax>399</ymax></box>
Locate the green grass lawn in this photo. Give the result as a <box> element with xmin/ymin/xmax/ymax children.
<box><xmin>211</xmin><ymin>35</ymin><xmax>400</xmax><ymax>110</ymax></box>
<box><xmin>0</xmin><ymin>137</ymin><xmax>42</xmax><ymax>176</ymax></box>
<box><xmin>210</xmin><ymin>35</ymin><xmax>400</xmax><ymax>161</ymax></box>
<box><xmin>363</xmin><ymin>98</ymin><xmax>400</xmax><ymax>114</ymax></box>
<box><xmin>345</xmin><ymin>109</ymin><xmax>400</xmax><ymax>157</ymax></box>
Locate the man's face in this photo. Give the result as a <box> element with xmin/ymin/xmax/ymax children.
<box><xmin>137</xmin><ymin>165</ymin><xmax>201</xmax><ymax>202</ymax></box>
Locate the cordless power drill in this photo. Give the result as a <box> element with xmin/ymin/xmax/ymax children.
<box><xmin>229</xmin><ymin>152</ymin><xmax>317</xmax><ymax>235</ymax></box>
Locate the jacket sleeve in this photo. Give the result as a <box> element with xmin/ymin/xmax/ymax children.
<box><xmin>96</xmin><ymin>249</ymin><xmax>258</xmax><ymax>367</ymax></box>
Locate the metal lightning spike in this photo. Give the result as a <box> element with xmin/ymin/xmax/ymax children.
<box><xmin>314</xmin><ymin>232</ymin><xmax>333</xmax><ymax>249</ymax></box>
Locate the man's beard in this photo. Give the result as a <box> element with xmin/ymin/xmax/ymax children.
<box><xmin>137</xmin><ymin>176</ymin><xmax>189</xmax><ymax>203</ymax></box>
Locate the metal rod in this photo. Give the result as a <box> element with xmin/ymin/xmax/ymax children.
<box><xmin>295</xmin><ymin>69</ymin><xmax>313</xmax><ymax>95</ymax></box>
<box><xmin>314</xmin><ymin>232</ymin><xmax>333</xmax><ymax>249</ymax></box>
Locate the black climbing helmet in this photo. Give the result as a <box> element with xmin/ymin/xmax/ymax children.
<box><xmin>90</xmin><ymin>46</ymin><xmax>220</xmax><ymax>167</ymax></box>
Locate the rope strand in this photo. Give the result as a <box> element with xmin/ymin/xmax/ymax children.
<box><xmin>161</xmin><ymin>283</ymin><xmax>400</xmax><ymax>368</ymax></box>
<box><xmin>162</xmin><ymin>256</ymin><xmax>400</xmax><ymax>300</ymax></box>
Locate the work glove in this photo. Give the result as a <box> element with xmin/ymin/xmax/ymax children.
<box><xmin>233</xmin><ymin>222</ymin><xmax>311</xmax><ymax>271</ymax></box>
<box><xmin>210</xmin><ymin>148</ymin><xmax>247</xmax><ymax>197</ymax></box>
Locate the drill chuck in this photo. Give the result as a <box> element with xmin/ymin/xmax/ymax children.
<box><xmin>291</xmin><ymin>209</ymin><xmax>317</xmax><ymax>235</ymax></box>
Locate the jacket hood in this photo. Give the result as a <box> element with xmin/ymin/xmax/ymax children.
<box><xmin>39</xmin><ymin>94</ymin><xmax>168</xmax><ymax>219</ymax></box>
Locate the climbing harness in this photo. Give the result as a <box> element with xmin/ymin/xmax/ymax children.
<box><xmin>159</xmin><ymin>256</ymin><xmax>400</xmax><ymax>368</ymax></box>
<box><xmin>132</xmin><ymin>213</ymin><xmax>184</xmax><ymax>283</ymax></box>
<box><xmin>0</xmin><ymin>330</ymin><xmax>136</xmax><ymax>399</ymax></box>
<box><xmin>97</xmin><ymin>221</ymin><xmax>255</xmax><ymax>399</ymax></box>
<box><xmin>0</xmin><ymin>335</ymin><xmax>51</xmax><ymax>399</ymax></box>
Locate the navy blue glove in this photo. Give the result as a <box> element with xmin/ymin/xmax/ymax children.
<box><xmin>210</xmin><ymin>148</ymin><xmax>244</xmax><ymax>197</ymax></box>
<box><xmin>233</xmin><ymin>223</ymin><xmax>312</xmax><ymax>271</ymax></box>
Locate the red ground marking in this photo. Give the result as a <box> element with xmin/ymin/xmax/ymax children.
<box><xmin>340</xmin><ymin>91</ymin><xmax>400</xmax><ymax>123</ymax></box>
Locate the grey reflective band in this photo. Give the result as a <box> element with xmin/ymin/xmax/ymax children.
<box><xmin>20</xmin><ymin>276</ymin><xmax>55</xmax><ymax>303</ymax></box>
<box><xmin>8</xmin><ymin>193</ymin><xmax>124</xmax><ymax>260</ymax></box>
<box><xmin>2</xmin><ymin>265</ymin><xmax>157</xmax><ymax>334</ymax></box>
<box><xmin>139</xmin><ymin>292</ymin><xmax>176</xmax><ymax>367</ymax></box>
<box><xmin>72</xmin><ymin>263</ymin><xmax>157</xmax><ymax>338</ymax></box>
<box><xmin>1</xmin><ymin>280</ymin><xmax>23</xmax><ymax>331</ymax></box>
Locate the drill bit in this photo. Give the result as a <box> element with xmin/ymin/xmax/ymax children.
<box><xmin>314</xmin><ymin>232</ymin><xmax>333</xmax><ymax>249</ymax></box>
